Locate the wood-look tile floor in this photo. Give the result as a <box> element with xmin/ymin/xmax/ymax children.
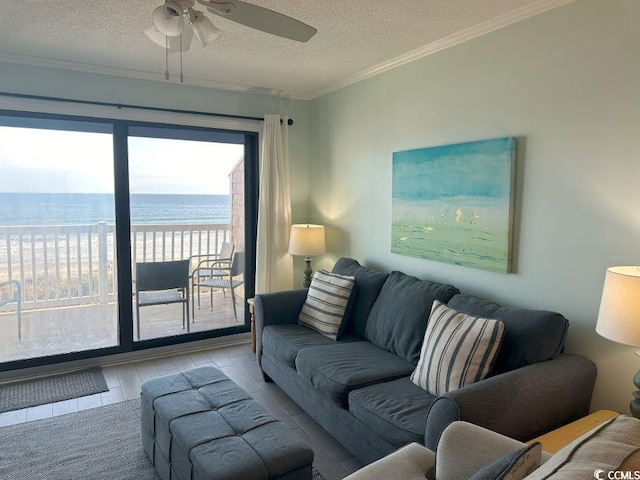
<box><xmin>0</xmin><ymin>342</ymin><xmax>364</xmax><ymax>480</ymax></box>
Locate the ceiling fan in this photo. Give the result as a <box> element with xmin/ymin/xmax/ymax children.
<box><xmin>145</xmin><ymin>0</ymin><xmax>317</xmax><ymax>52</ymax></box>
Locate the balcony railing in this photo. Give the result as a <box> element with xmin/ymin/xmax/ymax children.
<box><xmin>0</xmin><ymin>222</ymin><xmax>230</xmax><ymax>309</ymax></box>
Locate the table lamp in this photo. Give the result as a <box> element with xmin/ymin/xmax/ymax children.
<box><xmin>288</xmin><ymin>224</ymin><xmax>326</xmax><ymax>288</ymax></box>
<box><xmin>595</xmin><ymin>266</ymin><xmax>640</xmax><ymax>418</ymax></box>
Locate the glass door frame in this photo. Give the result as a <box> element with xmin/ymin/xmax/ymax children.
<box><xmin>0</xmin><ymin>110</ymin><xmax>258</xmax><ymax>372</ymax></box>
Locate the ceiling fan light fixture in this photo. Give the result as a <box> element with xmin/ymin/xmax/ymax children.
<box><xmin>144</xmin><ymin>24</ymin><xmax>193</xmax><ymax>53</ymax></box>
<box><xmin>144</xmin><ymin>24</ymin><xmax>168</xmax><ymax>48</ymax></box>
<box><xmin>190</xmin><ymin>10</ymin><xmax>222</xmax><ymax>47</ymax></box>
<box><xmin>170</xmin><ymin>24</ymin><xmax>194</xmax><ymax>53</ymax></box>
<box><xmin>152</xmin><ymin>0</ymin><xmax>187</xmax><ymax>37</ymax></box>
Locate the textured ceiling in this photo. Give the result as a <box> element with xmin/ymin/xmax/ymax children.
<box><xmin>0</xmin><ymin>0</ymin><xmax>570</xmax><ymax>99</ymax></box>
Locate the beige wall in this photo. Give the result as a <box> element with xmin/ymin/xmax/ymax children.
<box><xmin>309</xmin><ymin>0</ymin><xmax>640</xmax><ymax>415</ymax></box>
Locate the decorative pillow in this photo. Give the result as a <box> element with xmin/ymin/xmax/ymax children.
<box><xmin>365</xmin><ymin>271</ymin><xmax>460</xmax><ymax>364</ymax></box>
<box><xmin>331</xmin><ymin>257</ymin><xmax>389</xmax><ymax>338</ymax></box>
<box><xmin>447</xmin><ymin>294</ymin><xmax>568</xmax><ymax>374</ymax></box>
<box><xmin>298</xmin><ymin>269</ymin><xmax>356</xmax><ymax>340</ymax></box>
<box><xmin>469</xmin><ymin>443</ymin><xmax>542</xmax><ymax>480</ymax></box>
<box><xmin>411</xmin><ymin>300</ymin><xmax>505</xmax><ymax>395</ymax></box>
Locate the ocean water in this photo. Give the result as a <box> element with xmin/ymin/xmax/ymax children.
<box><xmin>391</xmin><ymin>197</ymin><xmax>511</xmax><ymax>273</ymax></box>
<box><xmin>0</xmin><ymin>193</ymin><xmax>230</xmax><ymax>226</ymax></box>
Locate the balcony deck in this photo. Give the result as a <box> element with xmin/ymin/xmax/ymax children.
<box><xmin>0</xmin><ymin>286</ymin><xmax>246</xmax><ymax>363</ymax></box>
<box><xmin>0</xmin><ymin>222</ymin><xmax>248</xmax><ymax>364</ymax></box>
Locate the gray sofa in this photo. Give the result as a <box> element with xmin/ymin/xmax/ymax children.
<box><xmin>254</xmin><ymin>258</ymin><xmax>597</xmax><ymax>464</ymax></box>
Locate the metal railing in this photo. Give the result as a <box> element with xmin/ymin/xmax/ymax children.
<box><xmin>0</xmin><ymin>222</ymin><xmax>230</xmax><ymax>309</ymax></box>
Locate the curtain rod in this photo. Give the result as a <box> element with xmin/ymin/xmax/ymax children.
<box><xmin>0</xmin><ymin>91</ymin><xmax>294</xmax><ymax>126</ymax></box>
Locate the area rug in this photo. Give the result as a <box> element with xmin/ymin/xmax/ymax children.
<box><xmin>0</xmin><ymin>367</ymin><xmax>108</xmax><ymax>413</ymax></box>
<box><xmin>0</xmin><ymin>398</ymin><xmax>328</xmax><ymax>480</ymax></box>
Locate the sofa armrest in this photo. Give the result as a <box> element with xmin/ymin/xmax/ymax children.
<box><xmin>436</xmin><ymin>421</ymin><xmax>528</xmax><ymax>480</ymax></box>
<box><xmin>424</xmin><ymin>353</ymin><xmax>597</xmax><ymax>451</ymax></box>
<box><xmin>343</xmin><ymin>443</ymin><xmax>435</xmax><ymax>480</ymax></box>
<box><xmin>254</xmin><ymin>289</ymin><xmax>308</xmax><ymax>367</ymax></box>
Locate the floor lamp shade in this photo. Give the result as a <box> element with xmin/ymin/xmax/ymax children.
<box><xmin>596</xmin><ymin>266</ymin><xmax>640</xmax><ymax>347</ymax></box>
<box><xmin>595</xmin><ymin>266</ymin><xmax>640</xmax><ymax>418</ymax></box>
<box><xmin>288</xmin><ymin>224</ymin><xmax>326</xmax><ymax>257</ymax></box>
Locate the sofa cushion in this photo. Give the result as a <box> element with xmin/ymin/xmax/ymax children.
<box><xmin>295</xmin><ymin>342</ymin><xmax>415</xmax><ymax>406</ymax></box>
<box><xmin>349</xmin><ymin>377</ymin><xmax>436</xmax><ymax>448</ymax></box>
<box><xmin>332</xmin><ymin>257</ymin><xmax>389</xmax><ymax>338</ymax></box>
<box><xmin>447</xmin><ymin>294</ymin><xmax>568</xmax><ymax>373</ymax></box>
<box><xmin>469</xmin><ymin>442</ymin><xmax>542</xmax><ymax>480</ymax></box>
<box><xmin>262</xmin><ymin>324</ymin><xmax>360</xmax><ymax>368</ymax></box>
<box><xmin>365</xmin><ymin>271</ymin><xmax>460</xmax><ymax>364</ymax></box>
<box><xmin>298</xmin><ymin>269</ymin><xmax>356</xmax><ymax>340</ymax></box>
<box><xmin>411</xmin><ymin>301</ymin><xmax>504</xmax><ymax>396</ymax></box>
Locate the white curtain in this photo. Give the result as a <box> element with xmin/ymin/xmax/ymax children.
<box><xmin>255</xmin><ymin>114</ymin><xmax>293</xmax><ymax>293</ymax></box>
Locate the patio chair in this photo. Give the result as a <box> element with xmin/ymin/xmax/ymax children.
<box><xmin>191</xmin><ymin>252</ymin><xmax>244</xmax><ymax>321</ymax></box>
<box><xmin>0</xmin><ymin>280</ymin><xmax>22</xmax><ymax>340</ymax></box>
<box><xmin>135</xmin><ymin>259</ymin><xmax>190</xmax><ymax>340</ymax></box>
<box><xmin>190</xmin><ymin>241</ymin><xmax>235</xmax><ymax>313</ymax></box>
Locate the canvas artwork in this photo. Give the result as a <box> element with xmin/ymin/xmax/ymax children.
<box><xmin>391</xmin><ymin>137</ymin><xmax>516</xmax><ymax>273</ymax></box>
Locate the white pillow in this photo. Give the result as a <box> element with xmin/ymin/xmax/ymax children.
<box><xmin>411</xmin><ymin>300</ymin><xmax>504</xmax><ymax>395</ymax></box>
<box><xmin>298</xmin><ymin>269</ymin><xmax>356</xmax><ymax>340</ymax></box>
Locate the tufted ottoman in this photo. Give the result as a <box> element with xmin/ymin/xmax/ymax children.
<box><xmin>140</xmin><ymin>366</ymin><xmax>314</xmax><ymax>480</ymax></box>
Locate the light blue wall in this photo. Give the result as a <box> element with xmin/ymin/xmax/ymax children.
<box><xmin>2</xmin><ymin>0</ymin><xmax>639</xmax><ymax>415</ymax></box>
<box><xmin>309</xmin><ymin>0</ymin><xmax>640</xmax><ymax>414</ymax></box>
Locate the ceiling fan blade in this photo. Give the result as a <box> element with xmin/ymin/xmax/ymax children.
<box><xmin>203</xmin><ymin>0</ymin><xmax>317</xmax><ymax>42</ymax></box>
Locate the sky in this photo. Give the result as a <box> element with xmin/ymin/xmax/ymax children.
<box><xmin>392</xmin><ymin>137</ymin><xmax>515</xmax><ymax>201</ymax></box>
<box><xmin>0</xmin><ymin>126</ymin><xmax>244</xmax><ymax>195</ymax></box>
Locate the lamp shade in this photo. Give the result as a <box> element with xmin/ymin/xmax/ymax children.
<box><xmin>144</xmin><ymin>24</ymin><xmax>168</xmax><ymax>47</ymax></box>
<box><xmin>152</xmin><ymin>0</ymin><xmax>186</xmax><ymax>36</ymax></box>
<box><xmin>596</xmin><ymin>266</ymin><xmax>640</xmax><ymax>347</ymax></box>
<box><xmin>190</xmin><ymin>10</ymin><xmax>222</xmax><ymax>47</ymax></box>
<box><xmin>289</xmin><ymin>224</ymin><xmax>326</xmax><ymax>257</ymax></box>
<box><xmin>144</xmin><ymin>23</ymin><xmax>193</xmax><ymax>52</ymax></box>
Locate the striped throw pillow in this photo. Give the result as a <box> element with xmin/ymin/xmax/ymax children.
<box><xmin>298</xmin><ymin>269</ymin><xmax>356</xmax><ymax>340</ymax></box>
<box><xmin>411</xmin><ymin>300</ymin><xmax>505</xmax><ymax>395</ymax></box>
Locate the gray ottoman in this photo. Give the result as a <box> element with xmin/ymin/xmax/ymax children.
<box><xmin>141</xmin><ymin>366</ymin><xmax>314</xmax><ymax>480</ymax></box>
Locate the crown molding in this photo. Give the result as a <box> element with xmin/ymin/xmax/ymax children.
<box><xmin>306</xmin><ymin>0</ymin><xmax>574</xmax><ymax>100</ymax></box>
<box><xmin>0</xmin><ymin>0</ymin><xmax>573</xmax><ymax>103</ymax></box>
<box><xmin>0</xmin><ymin>52</ymin><xmax>309</xmax><ymax>101</ymax></box>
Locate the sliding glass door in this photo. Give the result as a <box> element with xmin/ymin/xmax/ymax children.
<box><xmin>127</xmin><ymin>127</ymin><xmax>245</xmax><ymax>341</ymax></box>
<box><xmin>0</xmin><ymin>116</ymin><xmax>118</xmax><ymax>363</ymax></box>
<box><xmin>0</xmin><ymin>112</ymin><xmax>257</xmax><ymax>370</ymax></box>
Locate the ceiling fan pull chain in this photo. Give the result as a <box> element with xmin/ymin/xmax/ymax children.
<box><xmin>164</xmin><ymin>36</ymin><xmax>170</xmax><ymax>80</ymax></box>
<box><xmin>180</xmin><ymin>34</ymin><xmax>184</xmax><ymax>83</ymax></box>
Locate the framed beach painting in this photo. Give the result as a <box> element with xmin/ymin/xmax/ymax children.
<box><xmin>391</xmin><ymin>137</ymin><xmax>516</xmax><ymax>273</ymax></box>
